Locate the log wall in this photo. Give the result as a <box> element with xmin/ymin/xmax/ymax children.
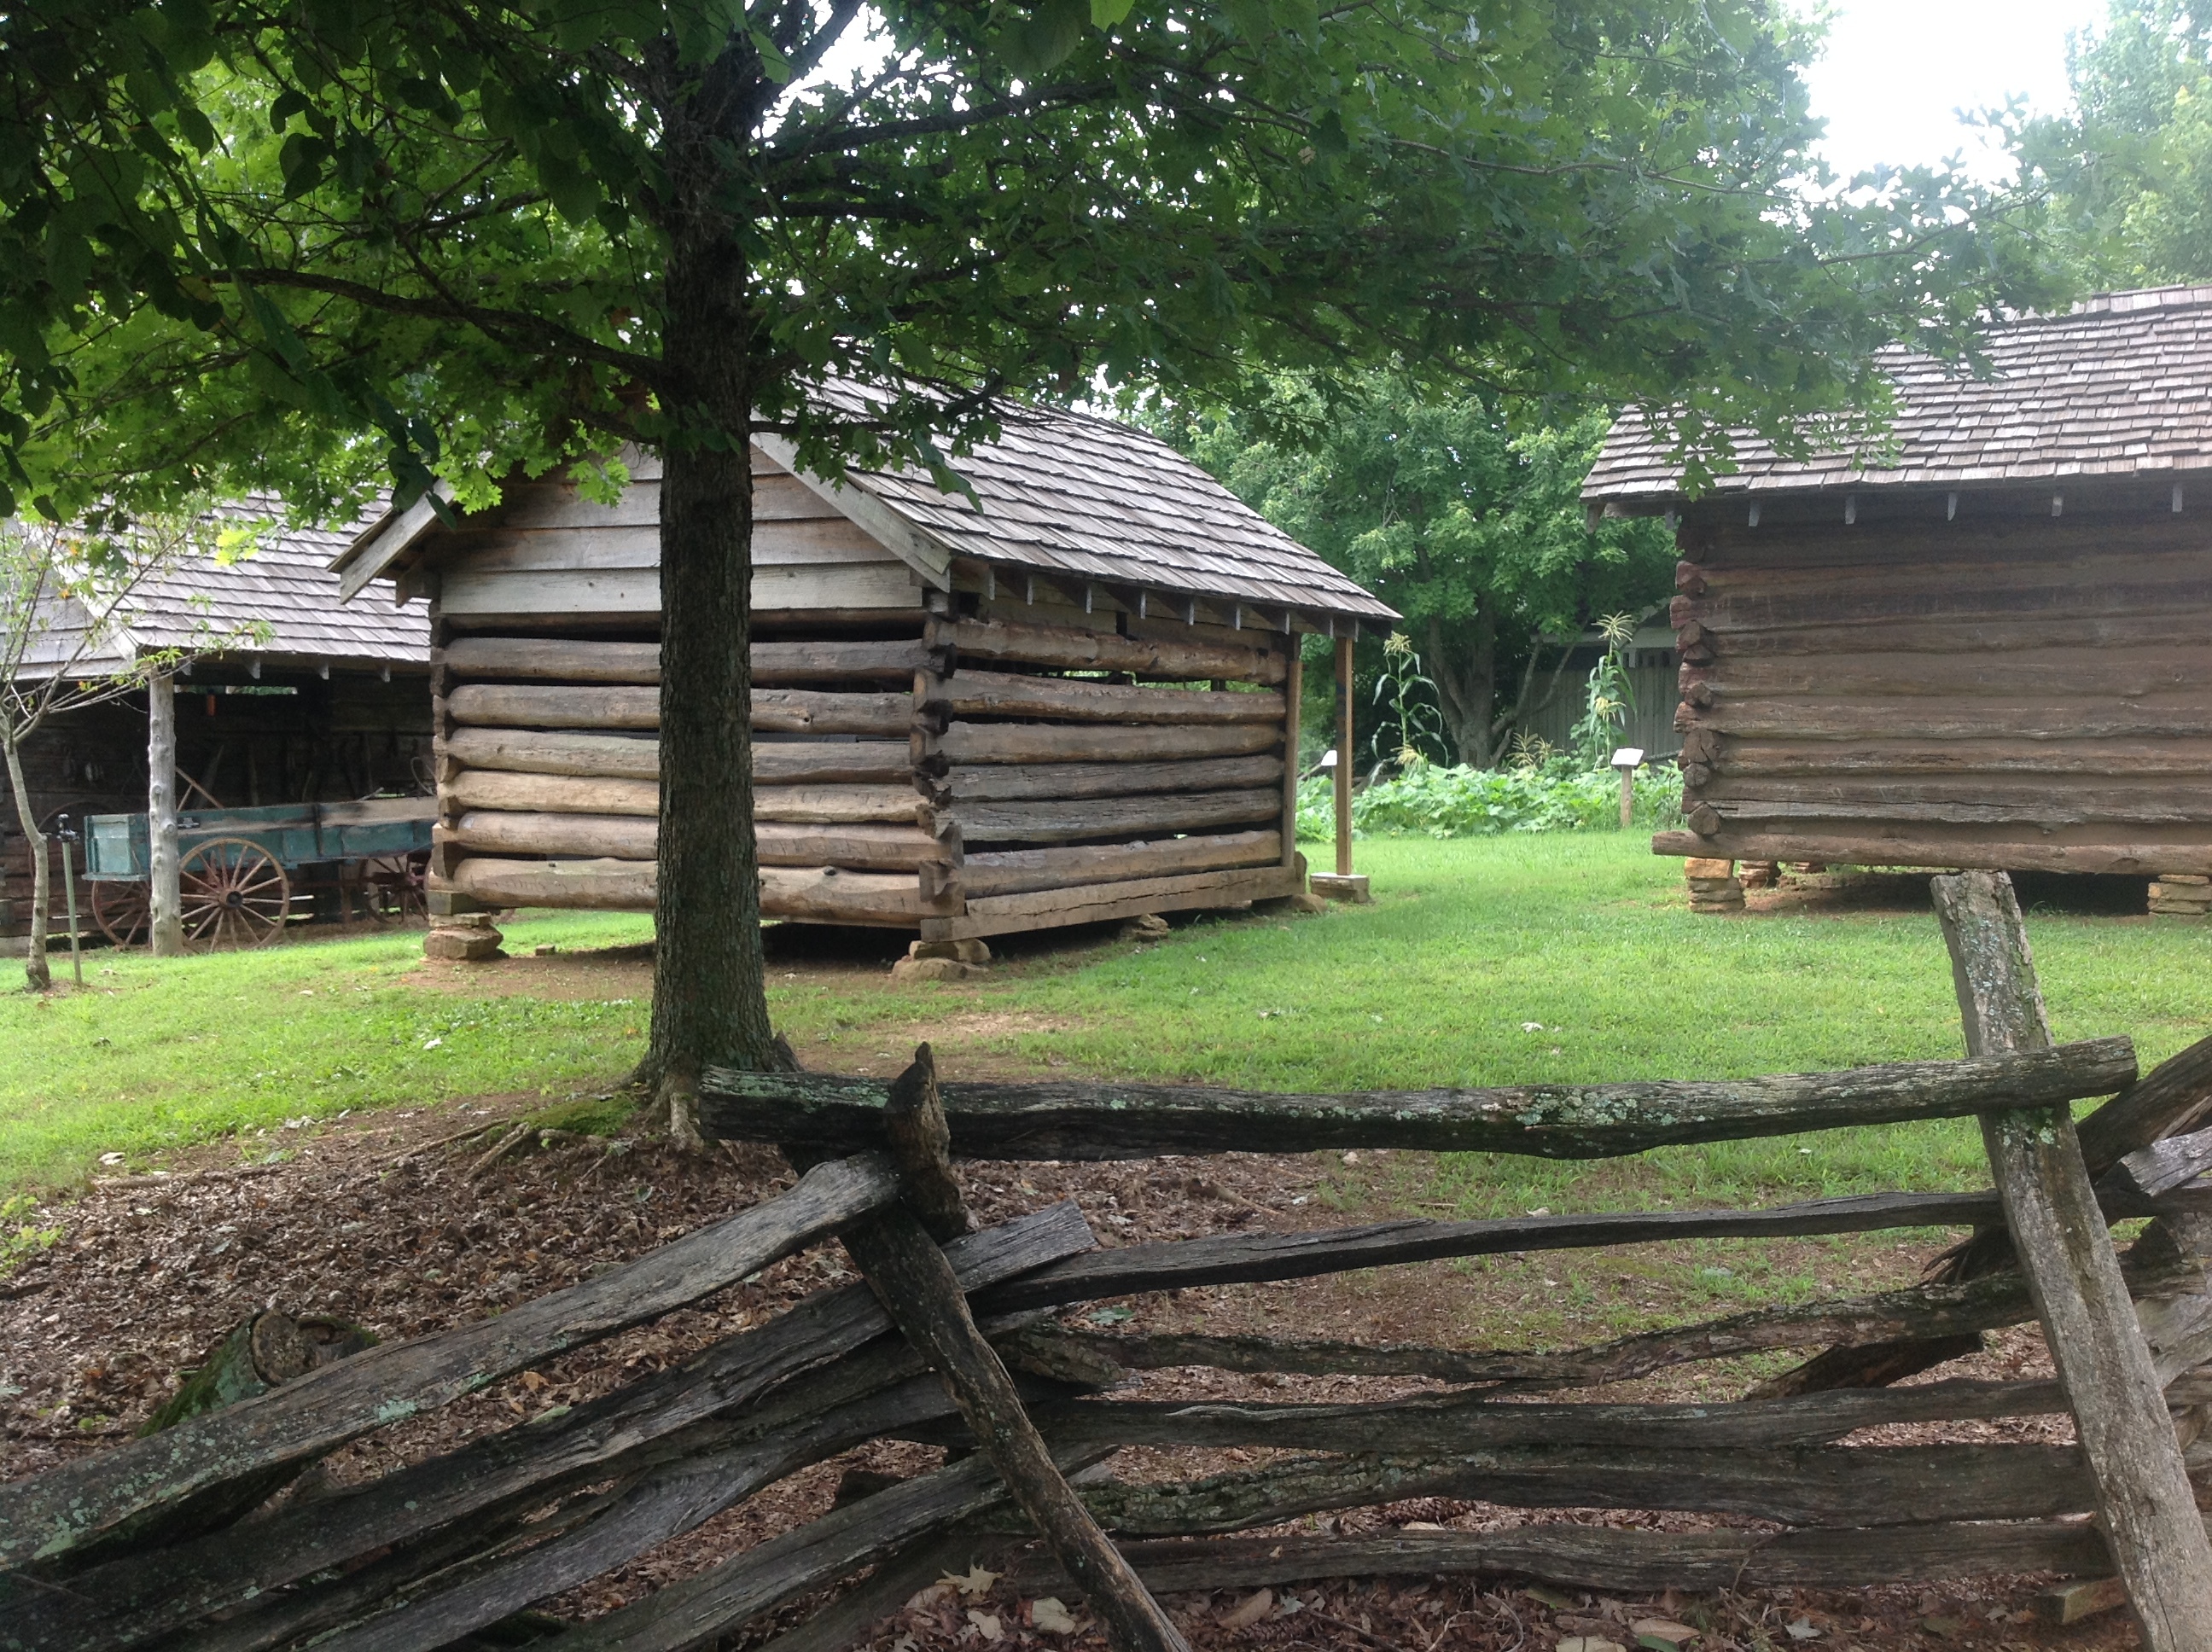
<box><xmin>427</xmin><ymin>451</ymin><xmax>1307</xmax><ymax>933</ymax></box>
<box><xmin>1656</xmin><ymin>497</ymin><xmax>2212</xmax><ymax>875</ymax></box>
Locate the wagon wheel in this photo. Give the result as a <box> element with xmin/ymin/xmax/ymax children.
<box><xmin>91</xmin><ymin>880</ymin><xmax>152</xmax><ymax>949</ymax></box>
<box><xmin>179</xmin><ymin>838</ymin><xmax>293</xmax><ymax>951</ymax></box>
<box><xmin>358</xmin><ymin>852</ymin><xmax>428</xmax><ymax>924</ymax></box>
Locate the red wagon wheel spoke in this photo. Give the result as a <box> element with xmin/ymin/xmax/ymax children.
<box><xmin>178</xmin><ymin>838</ymin><xmax>293</xmax><ymax>952</ymax></box>
<box><xmin>91</xmin><ymin>881</ymin><xmax>151</xmax><ymax>949</ymax></box>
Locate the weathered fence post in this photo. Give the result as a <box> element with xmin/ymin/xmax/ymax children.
<box><xmin>1934</xmin><ymin>870</ymin><xmax>2212</xmax><ymax>1646</ymax></box>
<box><xmin>841</xmin><ymin>1047</ymin><xmax>1191</xmax><ymax>1652</ymax></box>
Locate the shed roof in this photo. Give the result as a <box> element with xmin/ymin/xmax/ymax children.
<box><xmin>335</xmin><ymin>398</ymin><xmax>1398</xmax><ymax>628</ymax></box>
<box><xmin>30</xmin><ymin>499</ymin><xmax>429</xmax><ymax>677</ymax></box>
<box><xmin>1584</xmin><ymin>284</ymin><xmax>2212</xmax><ymax>506</ymax></box>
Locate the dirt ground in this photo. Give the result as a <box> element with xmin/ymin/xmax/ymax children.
<box><xmin>0</xmin><ymin>1067</ymin><xmax>2155</xmax><ymax>1652</ymax></box>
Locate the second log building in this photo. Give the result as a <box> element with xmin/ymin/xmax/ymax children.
<box><xmin>332</xmin><ymin>403</ymin><xmax>1396</xmax><ymax>945</ymax></box>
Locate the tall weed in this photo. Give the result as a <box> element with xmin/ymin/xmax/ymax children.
<box><xmin>1298</xmin><ymin>759</ymin><xmax>1683</xmax><ymax>840</ymax></box>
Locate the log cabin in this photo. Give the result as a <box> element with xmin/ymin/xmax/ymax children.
<box><xmin>330</xmin><ymin>404</ymin><xmax>1398</xmax><ymax>943</ymax></box>
<box><xmin>1581</xmin><ymin>284</ymin><xmax>2212</xmax><ymax>914</ymax></box>
<box><xmin>2</xmin><ymin>509</ymin><xmax>431</xmax><ymax>944</ymax></box>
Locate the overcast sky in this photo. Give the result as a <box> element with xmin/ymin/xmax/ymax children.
<box><xmin>1802</xmin><ymin>0</ymin><xmax>2105</xmax><ymax>180</ymax></box>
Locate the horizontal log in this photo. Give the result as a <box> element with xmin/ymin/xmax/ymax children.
<box><xmin>751</xmin><ymin>689</ymin><xmax>912</xmax><ymax>737</ymax></box>
<box><xmin>443</xmin><ymin>814</ymin><xmax>946</xmax><ymax>871</ymax></box>
<box><xmin>942</xmin><ymin>754</ymin><xmax>1283</xmax><ymax>804</ymax></box>
<box><xmin>1685</xmin><ymin>695</ymin><xmax>2212</xmax><ymax>742</ymax></box>
<box><xmin>440</xmin><ymin>772</ymin><xmax>919</xmax><ymax>824</ymax></box>
<box><xmin>1675</xmin><ymin>572</ymin><xmax>2212</xmax><ymax>635</ymax></box>
<box><xmin>1681</xmin><ymin>610</ymin><xmax>2212</xmax><ymax>659</ymax></box>
<box><xmin>925</xmin><ymin>864</ymin><xmax>1301</xmax><ymax>940</ymax></box>
<box><xmin>0</xmin><ymin>1156</ymin><xmax>899</xmax><ymax>1569</ymax></box>
<box><xmin>940</xmin><ymin>721</ymin><xmax>1282</xmax><ymax>765</ymax></box>
<box><xmin>955</xmin><ymin>831</ymin><xmax>1280</xmax><ymax>900</ymax></box>
<box><xmin>445</xmin><ymin>771</ymin><xmax>658</xmax><ymax>817</ymax></box>
<box><xmin>934</xmin><ymin>671</ymin><xmax>1284</xmax><ymax>726</ymax></box>
<box><xmin>699</xmin><ymin>1039</ymin><xmax>2138</xmax><ymax>1161</ymax></box>
<box><xmin>1027</xmin><ymin>1378</ymin><xmax>2066</xmax><ymax>1457</ymax></box>
<box><xmin>1691</xmin><ymin>783</ymin><xmax>2212</xmax><ymax>829</ymax></box>
<box><xmin>25</xmin><ymin>1204</ymin><xmax>1098</xmax><ymax>1652</ymax></box>
<box><xmin>977</xmin><ymin>1183</ymin><xmax>2212</xmax><ymax>1313</ymax></box>
<box><xmin>446</xmin><ymin>684</ymin><xmax>911</xmax><ymax>736</ymax></box>
<box><xmin>447</xmin><ymin>683</ymin><xmax>661</xmax><ymax>730</ymax></box>
<box><xmin>440</xmin><ymin>637</ymin><xmax>938</xmax><ymax>686</ymax></box>
<box><xmin>753</xmin><ymin>787</ymin><xmax>923</xmax><ymax>825</ymax></box>
<box><xmin>449</xmin><ymin>811</ymin><xmax>653</xmax><ymax>860</ymax></box>
<box><xmin>1010</xmin><ymin>1522</ymin><xmax>2120</xmax><ymax>1597</ymax></box>
<box><xmin>952</xmin><ymin>787</ymin><xmax>1281</xmax><ymax>844</ymax></box>
<box><xmin>2104</xmin><ymin>1126</ymin><xmax>2212</xmax><ymax>1208</ymax></box>
<box><xmin>1713</xmin><ymin>736</ymin><xmax>2212</xmax><ymax>780</ymax></box>
<box><xmin>761</xmin><ymin>865</ymin><xmax>951</xmax><ymax>926</ymax></box>
<box><xmin>1704</xmin><ymin>647</ymin><xmax>2210</xmax><ymax>701</ymax></box>
<box><xmin>442</xmin><ymin>637</ymin><xmax>663</xmax><ymax>684</ymax></box>
<box><xmin>445</xmin><ymin>856</ymin><xmax>654</xmax><ymax>910</ymax></box>
<box><xmin>1651</xmin><ymin>827</ymin><xmax>2212</xmax><ymax>877</ymax></box>
<box><xmin>1005</xmin><ymin>1243</ymin><xmax>2212</xmax><ymax>1392</ymax></box>
<box><xmin>1045</xmin><ymin>1441</ymin><xmax>2087</xmax><ymax>1533</ymax></box>
<box><xmin>442</xmin><ymin>728</ymin><xmax>911</xmax><ymax>785</ymax></box>
<box><xmin>952</xmin><ymin>617</ymin><xmax>1286</xmax><ymax>685</ymax></box>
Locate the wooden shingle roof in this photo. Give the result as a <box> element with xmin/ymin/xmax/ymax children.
<box><xmin>852</xmin><ymin>403</ymin><xmax>1397</xmax><ymax>624</ymax></box>
<box><xmin>49</xmin><ymin>501</ymin><xmax>429</xmax><ymax>674</ymax></box>
<box><xmin>1585</xmin><ymin>284</ymin><xmax>2212</xmax><ymax>505</ymax></box>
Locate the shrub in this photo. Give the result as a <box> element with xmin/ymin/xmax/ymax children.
<box><xmin>1296</xmin><ymin>759</ymin><xmax>1683</xmax><ymax>841</ymax></box>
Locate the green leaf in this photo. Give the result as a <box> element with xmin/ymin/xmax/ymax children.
<box><xmin>1090</xmin><ymin>0</ymin><xmax>1136</xmax><ymax>25</ymax></box>
<box><xmin>747</xmin><ymin>27</ymin><xmax>792</xmax><ymax>85</ymax></box>
<box><xmin>1001</xmin><ymin>0</ymin><xmax>1088</xmax><ymax>78</ymax></box>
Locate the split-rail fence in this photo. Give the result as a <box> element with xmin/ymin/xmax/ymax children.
<box><xmin>5</xmin><ymin>871</ymin><xmax>2212</xmax><ymax>1649</ymax></box>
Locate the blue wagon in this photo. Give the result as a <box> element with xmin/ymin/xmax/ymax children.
<box><xmin>81</xmin><ymin>797</ymin><xmax>436</xmax><ymax>950</ymax></box>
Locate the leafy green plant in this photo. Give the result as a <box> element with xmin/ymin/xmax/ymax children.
<box><xmin>1297</xmin><ymin>759</ymin><xmax>1684</xmax><ymax>841</ymax></box>
<box><xmin>1368</xmin><ymin>633</ymin><xmax>1449</xmax><ymax>778</ymax></box>
<box><xmin>1570</xmin><ymin>611</ymin><xmax>1641</xmax><ymax>769</ymax></box>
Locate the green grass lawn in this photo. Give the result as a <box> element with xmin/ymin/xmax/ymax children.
<box><xmin>3</xmin><ymin>835</ymin><xmax>2207</xmax><ymax>1213</ymax></box>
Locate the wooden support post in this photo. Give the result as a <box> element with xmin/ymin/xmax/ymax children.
<box><xmin>1934</xmin><ymin>870</ymin><xmax>2212</xmax><ymax>1648</ymax></box>
<box><xmin>1280</xmin><ymin>645</ymin><xmax>1301</xmax><ymax>874</ymax></box>
<box><xmin>1310</xmin><ymin>635</ymin><xmax>1369</xmax><ymax>903</ymax></box>
<box><xmin>841</xmin><ymin>1048</ymin><xmax>1190</xmax><ymax>1652</ymax></box>
<box><xmin>147</xmin><ymin>668</ymin><xmax>182</xmax><ymax>956</ymax></box>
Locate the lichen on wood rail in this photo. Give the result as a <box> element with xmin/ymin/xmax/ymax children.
<box><xmin>701</xmin><ymin>1039</ymin><xmax>2138</xmax><ymax>1161</ymax></box>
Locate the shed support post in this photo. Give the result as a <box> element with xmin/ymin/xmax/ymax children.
<box><xmin>1280</xmin><ymin>646</ymin><xmax>1301</xmax><ymax>873</ymax></box>
<box><xmin>1310</xmin><ymin>636</ymin><xmax>1369</xmax><ymax>903</ymax></box>
<box><xmin>1935</xmin><ymin>870</ymin><xmax>2212</xmax><ymax>1648</ymax></box>
<box><xmin>147</xmin><ymin>669</ymin><xmax>183</xmax><ymax>957</ymax></box>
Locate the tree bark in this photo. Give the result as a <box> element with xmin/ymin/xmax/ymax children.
<box><xmin>641</xmin><ymin>48</ymin><xmax>781</xmax><ymax>1105</ymax></box>
<box><xmin>3</xmin><ymin>736</ymin><xmax>49</xmax><ymax>991</ymax></box>
<box><xmin>148</xmin><ymin>670</ymin><xmax>183</xmax><ymax>957</ymax></box>
<box><xmin>1423</xmin><ymin>608</ymin><xmax>1496</xmax><ymax>768</ymax></box>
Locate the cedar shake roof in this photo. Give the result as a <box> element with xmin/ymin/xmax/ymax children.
<box><xmin>37</xmin><ymin>499</ymin><xmax>429</xmax><ymax>676</ymax></box>
<box><xmin>855</xmin><ymin>403</ymin><xmax>1399</xmax><ymax>625</ymax></box>
<box><xmin>334</xmin><ymin>397</ymin><xmax>1398</xmax><ymax>629</ymax></box>
<box><xmin>1584</xmin><ymin>284</ymin><xmax>2212</xmax><ymax>505</ymax></box>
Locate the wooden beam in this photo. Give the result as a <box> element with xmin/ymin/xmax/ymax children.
<box><xmin>952</xmin><ymin>616</ymin><xmax>1287</xmax><ymax>685</ymax></box>
<box><xmin>699</xmin><ymin>1039</ymin><xmax>2138</xmax><ymax>1161</ymax></box>
<box><xmin>934</xmin><ymin>671</ymin><xmax>1284</xmax><ymax>726</ymax></box>
<box><xmin>1933</xmin><ymin>869</ymin><xmax>2212</xmax><ymax>1648</ymax></box>
<box><xmin>1334</xmin><ymin>636</ymin><xmax>1353</xmax><ymax>878</ymax></box>
<box><xmin>146</xmin><ymin>669</ymin><xmax>182</xmax><ymax>956</ymax></box>
<box><xmin>1282</xmin><ymin>648</ymin><xmax>1302</xmax><ymax>870</ymax></box>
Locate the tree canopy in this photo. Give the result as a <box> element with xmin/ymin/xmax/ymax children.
<box><xmin>2017</xmin><ymin>0</ymin><xmax>2212</xmax><ymax>285</ymax></box>
<box><xmin>1166</xmin><ymin>375</ymin><xmax>1672</xmax><ymax>768</ymax></box>
<box><xmin>0</xmin><ymin>0</ymin><xmax>2067</xmax><ymax>1081</ymax></box>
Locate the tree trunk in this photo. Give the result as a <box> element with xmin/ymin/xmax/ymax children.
<box><xmin>1425</xmin><ymin>609</ymin><xmax>1496</xmax><ymax>768</ymax></box>
<box><xmin>148</xmin><ymin>670</ymin><xmax>183</xmax><ymax>957</ymax></box>
<box><xmin>3</xmin><ymin>737</ymin><xmax>49</xmax><ymax>991</ymax></box>
<box><xmin>640</xmin><ymin>55</ymin><xmax>782</xmax><ymax>1117</ymax></box>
